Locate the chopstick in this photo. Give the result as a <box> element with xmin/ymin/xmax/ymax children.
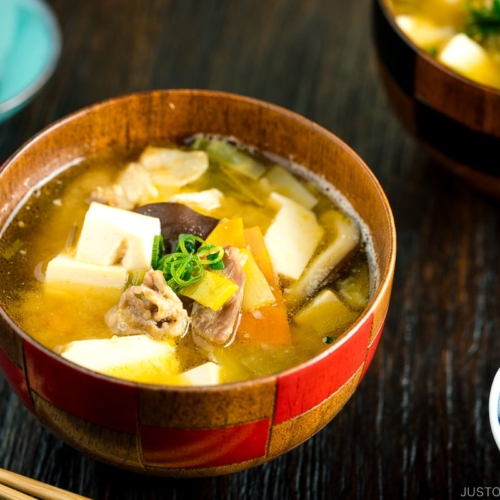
<box><xmin>0</xmin><ymin>468</ymin><xmax>91</xmax><ymax>500</ymax></box>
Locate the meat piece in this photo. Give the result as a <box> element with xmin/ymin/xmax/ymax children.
<box><xmin>134</xmin><ymin>202</ymin><xmax>219</xmax><ymax>252</ymax></box>
<box><xmin>90</xmin><ymin>162</ymin><xmax>158</xmax><ymax>210</ymax></box>
<box><xmin>105</xmin><ymin>270</ymin><xmax>189</xmax><ymax>339</ymax></box>
<box><xmin>191</xmin><ymin>246</ymin><xmax>246</xmax><ymax>346</ymax></box>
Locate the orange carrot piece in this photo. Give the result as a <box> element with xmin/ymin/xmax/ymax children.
<box><xmin>243</xmin><ymin>226</ymin><xmax>275</xmax><ymax>284</ymax></box>
<box><xmin>205</xmin><ymin>218</ymin><xmax>246</xmax><ymax>248</ymax></box>
<box><xmin>237</xmin><ymin>304</ymin><xmax>291</xmax><ymax>345</ymax></box>
<box><xmin>237</xmin><ymin>226</ymin><xmax>292</xmax><ymax>345</ymax></box>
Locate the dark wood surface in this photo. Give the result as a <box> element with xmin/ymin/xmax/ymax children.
<box><xmin>1</xmin><ymin>0</ymin><xmax>499</xmax><ymax>498</ymax></box>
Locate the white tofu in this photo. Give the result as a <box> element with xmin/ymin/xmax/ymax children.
<box><xmin>75</xmin><ymin>202</ymin><xmax>160</xmax><ymax>270</ymax></box>
<box><xmin>395</xmin><ymin>15</ymin><xmax>454</xmax><ymax>49</ymax></box>
<box><xmin>437</xmin><ymin>33</ymin><xmax>500</xmax><ymax>87</ymax></box>
<box><xmin>177</xmin><ymin>362</ymin><xmax>222</xmax><ymax>386</ymax></box>
<box><xmin>169</xmin><ymin>188</ymin><xmax>224</xmax><ymax>212</ymax></box>
<box><xmin>60</xmin><ymin>335</ymin><xmax>179</xmax><ymax>383</ymax></box>
<box><xmin>45</xmin><ymin>254</ymin><xmax>127</xmax><ymax>288</ymax></box>
<box><xmin>264</xmin><ymin>193</ymin><xmax>324</xmax><ymax>280</ymax></box>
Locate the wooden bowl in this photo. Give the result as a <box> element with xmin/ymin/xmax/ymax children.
<box><xmin>373</xmin><ymin>0</ymin><xmax>500</xmax><ymax>197</ymax></box>
<box><xmin>0</xmin><ymin>90</ymin><xmax>396</xmax><ymax>477</ymax></box>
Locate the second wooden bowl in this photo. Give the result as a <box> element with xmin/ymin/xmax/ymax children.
<box><xmin>373</xmin><ymin>0</ymin><xmax>500</xmax><ymax>197</ymax></box>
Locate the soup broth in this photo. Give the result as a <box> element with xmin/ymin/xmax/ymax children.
<box><xmin>389</xmin><ymin>0</ymin><xmax>500</xmax><ymax>89</ymax></box>
<box><xmin>0</xmin><ymin>137</ymin><xmax>373</xmax><ymax>385</ymax></box>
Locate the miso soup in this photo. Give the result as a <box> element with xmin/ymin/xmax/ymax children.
<box><xmin>389</xmin><ymin>0</ymin><xmax>500</xmax><ymax>89</ymax></box>
<box><xmin>0</xmin><ymin>137</ymin><xmax>376</xmax><ymax>385</ymax></box>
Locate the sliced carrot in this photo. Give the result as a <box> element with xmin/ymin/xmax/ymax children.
<box><xmin>205</xmin><ymin>218</ymin><xmax>246</xmax><ymax>248</ymax></box>
<box><xmin>237</xmin><ymin>303</ymin><xmax>291</xmax><ymax>345</ymax></box>
<box><xmin>243</xmin><ymin>226</ymin><xmax>275</xmax><ymax>284</ymax></box>
<box><xmin>237</xmin><ymin>226</ymin><xmax>292</xmax><ymax>345</ymax></box>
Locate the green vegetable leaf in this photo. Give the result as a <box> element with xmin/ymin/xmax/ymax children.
<box><xmin>465</xmin><ymin>0</ymin><xmax>500</xmax><ymax>40</ymax></box>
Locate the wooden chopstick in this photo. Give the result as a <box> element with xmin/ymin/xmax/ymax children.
<box><xmin>0</xmin><ymin>481</ymin><xmax>37</xmax><ymax>500</ymax></box>
<box><xmin>0</xmin><ymin>468</ymin><xmax>91</xmax><ymax>500</ymax></box>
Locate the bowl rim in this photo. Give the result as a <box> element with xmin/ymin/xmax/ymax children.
<box><xmin>377</xmin><ymin>0</ymin><xmax>500</xmax><ymax>96</ymax></box>
<box><xmin>0</xmin><ymin>0</ymin><xmax>62</xmax><ymax>116</ymax></box>
<box><xmin>0</xmin><ymin>88</ymin><xmax>396</xmax><ymax>393</ymax></box>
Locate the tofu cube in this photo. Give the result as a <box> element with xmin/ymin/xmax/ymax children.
<box><xmin>264</xmin><ymin>193</ymin><xmax>324</xmax><ymax>280</ymax></box>
<box><xmin>177</xmin><ymin>362</ymin><xmax>222</xmax><ymax>385</ymax></box>
<box><xmin>395</xmin><ymin>15</ymin><xmax>454</xmax><ymax>49</ymax></box>
<box><xmin>437</xmin><ymin>33</ymin><xmax>500</xmax><ymax>88</ymax></box>
<box><xmin>45</xmin><ymin>254</ymin><xmax>127</xmax><ymax>288</ymax></box>
<box><xmin>75</xmin><ymin>202</ymin><xmax>161</xmax><ymax>270</ymax></box>
<box><xmin>60</xmin><ymin>335</ymin><xmax>179</xmax><ymax>384</ymax></box>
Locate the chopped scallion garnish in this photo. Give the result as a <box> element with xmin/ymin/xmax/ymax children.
<box><xmin>466</xmin><ymin>0</ymin><xmax>500</xmax><ymax>40</ymax></box>
<box><xmin>152</xmin><ymin>233</ymin><xmax>225</xmax><ymax>291</ymax></box>
<box><xmin>151</xmin><ymin>234</ymin><xmax>164</xmax><ymax>269</ymax></box>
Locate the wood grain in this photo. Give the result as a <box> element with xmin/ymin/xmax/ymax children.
<box><xmin>0</xmin><ymin>0</ymin><xmax>499</xmax><ymax>498</ymax></box>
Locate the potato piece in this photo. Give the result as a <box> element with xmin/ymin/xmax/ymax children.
<box><xmin>293</xmin><ymin>289</ymin><xmax>358</xmax><ymax>337</ymax></box>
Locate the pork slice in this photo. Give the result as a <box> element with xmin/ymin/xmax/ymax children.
<box><xmin>105</xmin><ymin>269</ymin><xmax>189</xmax><ymax>340</ymax></box>
<box><xmin>191</xmin><ymin>246</ymin><xmax>246</xmax><ymax>346</ymax></box>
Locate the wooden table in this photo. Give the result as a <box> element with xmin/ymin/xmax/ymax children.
<box><xmin>1</xmin><ymin>0</ymin><xmax>499</xmax><ymax>498</ymax></box>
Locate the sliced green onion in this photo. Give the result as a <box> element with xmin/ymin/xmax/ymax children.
<box><xmin>151</xmin><ymin>231</ymin><xmax>225</xmax><ymax>291</ymax></box>
<box><xmin>177</xmin><ymin>234</ymin><xmax>204</xmax><ymax>255</ymax></box>
<box><xmin>151</xmin><ymin>234</ymin><xmax>164</xmax><ymax>268</ymax></box>
<box><xmin>197</xmin><ymin>244</ymin><xmax>224</xmax><ymax>266</ymax></box>
<box><xmin>323</xmin><ymin>336</ymin><xmax>336</xmax><ymax>345</ymax></box>
<box><xmin>209</xmin><ymin>260</ymin><xmax>225</xmax><ymax>270</ymax></box>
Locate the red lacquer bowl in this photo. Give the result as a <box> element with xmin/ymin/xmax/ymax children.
<box><xmin>0</xmin><ymin>90</ymin><xmax>396</xmax><ymax>477</ymax></box>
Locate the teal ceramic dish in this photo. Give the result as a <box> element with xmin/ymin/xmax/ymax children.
<box><xmin>0</xmin><ymin>0</ymin><xmax>61</xmax><ymax>123</ymax></box>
